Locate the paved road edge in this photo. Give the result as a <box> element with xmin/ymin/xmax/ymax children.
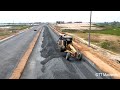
<box><xmin>9</xmin><ymin>30</ymin><xmax>41</xmax><ymax>79</ymax></box>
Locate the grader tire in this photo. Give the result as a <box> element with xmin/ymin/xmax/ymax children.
<box><xmin>66</xmin><ymin>52</ymin><xmax>71</xmax><ymax>60</ymax></box>
<box><xmin>77</xmin><ymin>53</ymin><xmax>82</xmax><ymax>61</ymax></box>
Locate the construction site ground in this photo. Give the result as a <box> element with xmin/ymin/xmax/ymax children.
<box><xmin>21</xmin><ymin>25</ymin><xmax>110</xmax><ymax>79</ymax></box>
<box><xmin>51</xmin><ymin>24</ymin><xmax>120</xmax><ymax>79</ymax></box>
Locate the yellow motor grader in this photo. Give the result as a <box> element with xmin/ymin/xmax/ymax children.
<box><xmin>57</xmin><ymin>34</ymin><xmax>82</xmax><ymax>60</ymax></box>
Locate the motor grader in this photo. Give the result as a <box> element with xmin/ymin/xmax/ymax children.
<box><xmin>57</xmin><ymin>34</ymin><xmax>82</xmax><ymax>61</ymax></box>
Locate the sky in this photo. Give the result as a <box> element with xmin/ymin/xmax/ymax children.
<box><xmin>0</xmin><ymin>11</ymin><xmax>120</xmax><ymax>23</ymax></box>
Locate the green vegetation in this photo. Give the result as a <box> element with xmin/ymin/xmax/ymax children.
<box><xmin>61</xmin><ymin>22</ymin><xmax>120</xmax><ymax>36</ymax></box>
<box><xmin>0</xmin><ymin>25</ymin><xmax>31</xmax><ymax>38</ymax></box>
<box><xmin>60</xmin><ymin>22</ymin><xmax>120</xmax><ymax>54</ymax></box>
<box><xmin>10</xmin><ymin>25</ymin><xmax>31</xmax><ymax>30</ymax></box>
<box><xmin>87</xmin><ymin>28</ymin><xmax>120</xmax><ymax>36</ymax></box>
<box><xmin>92</xmin><ymin>22</ymin><xmax>120</xmax><ymax>36</ymax></box>
<box><xmin>0</xmin><ymin>30</ymin><xmax>14</xmax><ymax>38</ymax></box>
<box><xmin>100</xmin><ymin>41</ymin><xmax>111</xmax><ymax>49</ymax></box>
<box><xmin>62</xmin><ymin>29</ymin><xmax>80</xmax><ymax>33</ymax></box>
<box><xmin>0</xmin><ymin>32</ymin><xmax>11</xmax><ymax>36</ymax></box>
<box><xmin>99</xmin><ymin>41</ymin><xmax>119</xmax><ymax>53</ymax></box>
<box><xmin>63</xmin><ymin>29</ymin><xmax>120</xmax><ymax>36</ymax></box>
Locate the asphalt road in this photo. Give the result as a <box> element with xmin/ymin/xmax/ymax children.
<box><xmin>0</xmin><ymin>25</ymin><xmax>42</xmax><ymax>79</ymax></box>
<box><xmin>21</xmin><ymin>25</ymin><xmax>111</xmax><ymax>79</ymax></box>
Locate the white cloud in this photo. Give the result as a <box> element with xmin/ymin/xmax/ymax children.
<box><xmin>0</xmin><ymin>11</ymin><xmax>120</xmax><ymax>23</ymax></box>
<box><xmin>92</xmin><ymin>11</ymin><xmax>120</xmax><ymax>22</ymax></box>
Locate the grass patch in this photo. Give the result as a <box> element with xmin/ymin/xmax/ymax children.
<box><xmin>91</xmin><ymin>23</ymin><xmax>120</xmax><ymax>36</ymax></box>
<box><xmin>0</xmin><ymin>32</ymin><xmax>11</xmax><ymax>36</ymax></box>
<box><xmin>0</xmin><ymin>31</ymin><xmax>14</xmax><ymax>39</ymax></box>
<box><xmin>61</xmin><ymin>28</ymin><xmax>120</xmax><ymax>54</ymax></box>
<box><xmin>61</xmin><ymin>22</ymin><xmax>120</xmax><ymax>36</ymax></box>
<box><xmin>89</xmin><ymin>29</ymin><xmax>120</xmax><ymax>36</ymax></box>
<box><xmin>0</xmin><ymin>25</ymin><xmax>32</xmax><ymax>39</ymax></box>
<box><xmin>99</xmin><ymin>41</ymin><xmax>120</xmax><ymax>53</ymax></box>
<box><xmin>10</xmin><ymin>25</ymin><xmax>31</xmax><ymax>30</ymax></box>
<box><xmin>61</xmin><ymin>29</ymin><xmax>81</xmax><ymax>33</ymax></box>
<box><xmin>62</xmin><ymin>28</ymin><xmax>120</xmax><ymax>36</ymax></box>
<box><xmin>100</xmin><ymin>41</ymin><xmax>111</xmax><ymax>49</ymax></box>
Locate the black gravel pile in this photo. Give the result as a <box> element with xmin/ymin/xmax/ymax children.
<box><xmin>40</xmin><ymin>26</ymin><xmax>61</xmax><ymax>65</ymax></box>
<box><xmin>39</xmin><ymin>26</ymin><xmax>80</xmax><ymax>79</ymax></box>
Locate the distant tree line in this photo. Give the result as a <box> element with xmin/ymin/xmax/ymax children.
<box><xmin>96</xmin><ymin>21</ymin><xmax>120</xmax><ymax>27</ymax></box>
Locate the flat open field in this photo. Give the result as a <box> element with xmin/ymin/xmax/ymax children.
<box><xmin>56</xmin><ymin>23</ymin><xmax>120</xmax><ymax>54</ymax></box>
<box><xmin>57</xmin><ymin>23</ymin><xmax>103</xmax><ymax>30</ymax></box>
<box><xmin>0</xmin><ymin>25</ymin><xmax>31</xmax><ymax>40</ymax></box>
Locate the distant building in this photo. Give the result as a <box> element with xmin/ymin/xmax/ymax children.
<box><xmin>56</xmin><ymin>21</ymin><xmax>64</xmax><ymax>24</ymax></box>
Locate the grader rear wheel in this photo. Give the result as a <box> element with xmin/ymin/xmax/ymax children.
<box><xmin>77</xmin><ymin>53</ymin><xmax>82</xmax><ymax>60</ymax></box>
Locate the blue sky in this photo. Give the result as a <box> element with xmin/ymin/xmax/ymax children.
<box><xmin>0</xmin><ymin>11</ymin><xmax>120</xmax><ymax>23</ymax></box>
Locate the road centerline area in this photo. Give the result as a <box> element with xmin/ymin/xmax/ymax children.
<box><xmin>20</xmin><ymin>28</ymin><xmax>45</xmax><ymax>79</ymax></box>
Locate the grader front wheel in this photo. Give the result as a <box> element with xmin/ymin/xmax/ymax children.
<box><xmin>66</xmin><ymin>52</ymin><xmax>71</xmax><ymax>60</ymax></box>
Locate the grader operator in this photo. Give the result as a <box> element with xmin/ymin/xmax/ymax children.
<box><xmin>57</xmin><ymin>34</ymin><xmax>82</xmax><ymax>61</ymax></box>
